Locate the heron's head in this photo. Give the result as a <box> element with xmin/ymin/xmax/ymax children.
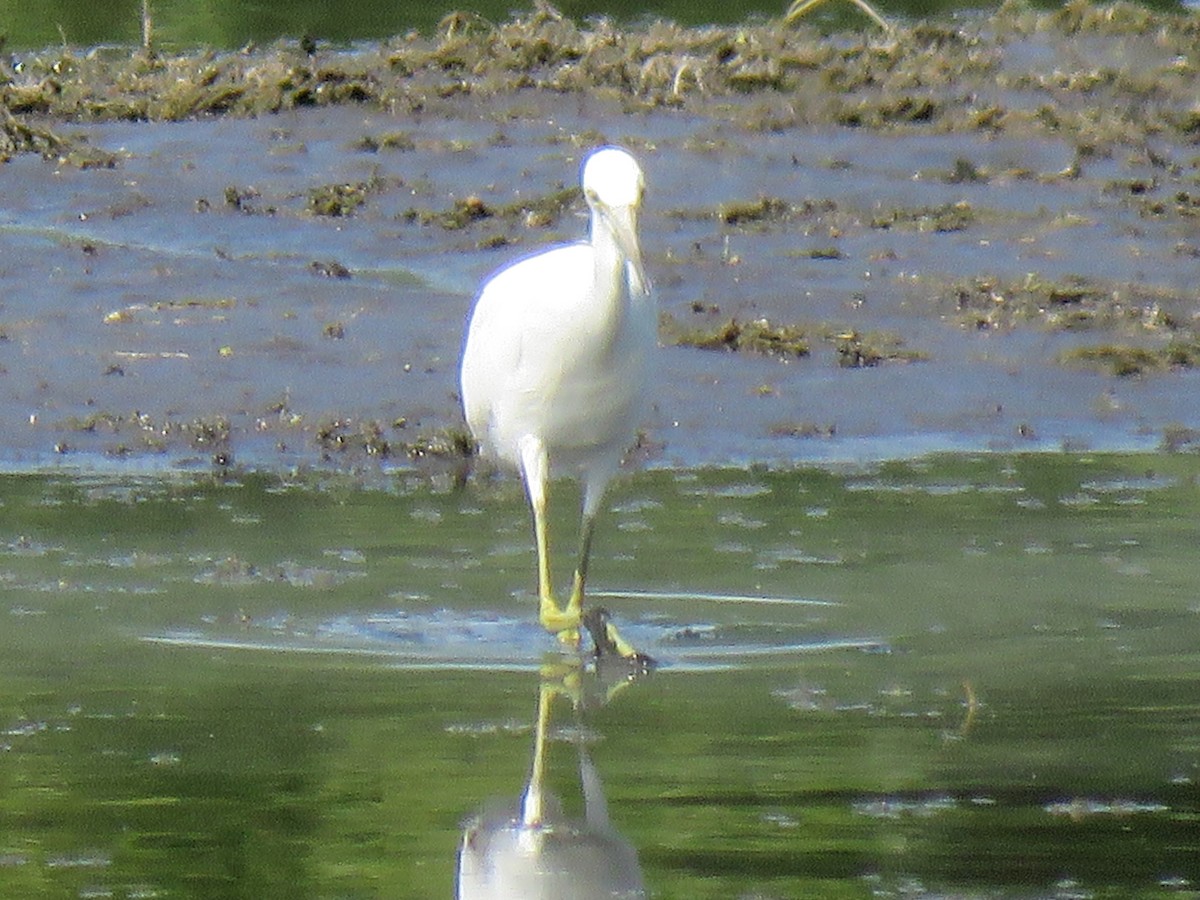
<box><xmin>582</xmin><ymin>147</ymin><xmax>644</xmax><ymax>209</ymax></box>
<box><xmin>582</xmin><ymin>147</ymin><xmax>650</xmax><ymax>296</ymax></box>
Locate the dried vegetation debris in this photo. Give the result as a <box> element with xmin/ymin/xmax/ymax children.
<box><xmin>0</xmin><ymin>1</ymin><xmax>1196</xmax><ymax>144</ymax></box>
<box><xmin>933</xmin><ymin>273</ymin><xmax>1200</xmax><ymax>377</ymax></box>
<box><xmin>59</xmin><ymin>409</ymin><xmax>232</xmax><ymax>458</ymax></box>
<box><xmin>938</xmin><ymin>273</ymin><xmax>1189</xmax><ymax>334</ymax></box>
<box><xmin>403</xmin><ymin>185</ymin><xmax>580</xmax><ymax>230</ymax></box>
<box><xmin>196</xmin><ymin>173</ymin><xmax>398</xmax><ymax>218</ymax></box>
<box><xmin>833</xmin><ymin>329</ymin><xmax>927</xmax><ymax>367</ymax></box>
<box><xmin>661</xmin><ymin>312</ymin><xmax>812</xmax><ymax>358</ymax></box>
<box><xmin>306</xmin><ymin>176</ymin><xmax>390</xmax><ymax>217</ymax></box>
<box><xmin>314</xmin><ymin>416</ymin><xmax>475</xmax><ymax>462</ymax></box>
<box><xmin>0</xmin><ymin>108</ymin><xmax>68</xmax><ymax>160</ymax></box>
<box><xmin>52</xmin><ymin>403</ymin><xmax>477</xmax><ymax>466</ymax></box>
<box><xmin>351</xmin><ymin>130</ymin><xmax>417</xmax><ymax>153</ymax></box>
<box><xmin>0</xmin><ymin>107</ymin><xmax>115</xmax><ymax>167</ymax></box>
<box><xmin>1061</xmin><ymin>341</ymin><xmax>1200</xmax><ymax>377</ymax></box>
<box><xmin>661</xmin><ymin>309</ymin><xmax>926</xmax><ymax>366</ymax></box>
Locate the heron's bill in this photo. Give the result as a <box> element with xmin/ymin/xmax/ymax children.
<box><xmin>606</xmin><ymin>204</ymin><xmax>650</xmax><ymax>296</ymax></box>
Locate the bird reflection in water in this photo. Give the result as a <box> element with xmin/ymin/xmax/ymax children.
<box><xmin>456</xmin><ymin>661</ymin><xmax>647</xmax><ymax>899</ymax></box>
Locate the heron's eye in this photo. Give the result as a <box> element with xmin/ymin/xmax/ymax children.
<box><xmin>585</xmin><ymin>188</ymin><xmax>599</xmax><ymax>204</ymax></box>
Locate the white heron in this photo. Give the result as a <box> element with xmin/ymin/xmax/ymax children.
<box><xmin>460</xmin><ymin>146</ymin><xmax>655</xmax><ymax>665</ymax></box>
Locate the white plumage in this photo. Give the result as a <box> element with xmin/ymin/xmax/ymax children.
<box><xmin>460</xmin><ymin>146</ymin><xmax>654</xmax><ymax>662</ymax></box>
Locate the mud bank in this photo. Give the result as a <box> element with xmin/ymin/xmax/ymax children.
<box><xmin>1</xmin><ymin>1</ymin><xmax>1199</xmax><ymax>473</ymax></box>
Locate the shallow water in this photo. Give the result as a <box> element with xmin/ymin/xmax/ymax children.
<box><xmin>2</xmin><ymin>454</ymin><xmax>1198</xmax><ymax>898</ymax></box>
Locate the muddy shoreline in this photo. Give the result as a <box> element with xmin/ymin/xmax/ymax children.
<box><xmin>1</xmin><ymin>2</ymin><xmax>1199</xmax><ymax>474</ymax></box>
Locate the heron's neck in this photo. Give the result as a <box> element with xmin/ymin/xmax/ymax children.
<box><xmin>590</xmin><ymin>222</ymin><xmax>631</xmax><ymax>312</ymax></box>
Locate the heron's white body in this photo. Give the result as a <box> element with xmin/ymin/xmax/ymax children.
<box><xmin>461</xmin><ymin>240</ymin><xmax>654</xmax><ymax>485</ymax></box>
<box><xmin>459</xmin><ymin>146</ymin><xmax>653</xmax><ymax>655</ymax></box>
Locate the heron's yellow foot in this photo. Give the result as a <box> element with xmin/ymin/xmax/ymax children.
<box><xmin>540</xmin><ymin>583</ymin><xmax>654</xmax><ymax>668</ymax></box>
<box><xmin>538</xmin><ymin>592</ymin><xmax>581</xmax><ymax>648</ymax></box>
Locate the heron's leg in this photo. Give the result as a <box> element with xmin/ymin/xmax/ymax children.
<box><xmin>566</xmin><ymin>466</ymin><xmax>613</xmax><ymax>622</ymax></box>
<box><xmin>519</xmin><ymin>436</ymin><xmax>580</xmax><ymax>645</ymax></box>
<box><xmin>565</xmin><ymin>511</ymin><xmax>596</xmax><ymax>625</ymax></box>
<box><xmin>569</xmin><ymin>468</ymin><xmax>649</xmax><ymax>663</ymax></box>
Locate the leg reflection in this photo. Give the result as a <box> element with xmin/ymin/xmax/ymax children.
<box><xmin>456</xmin><ymin>661</ymin><xmax>648</xmax><ymax>900</ymax></box>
